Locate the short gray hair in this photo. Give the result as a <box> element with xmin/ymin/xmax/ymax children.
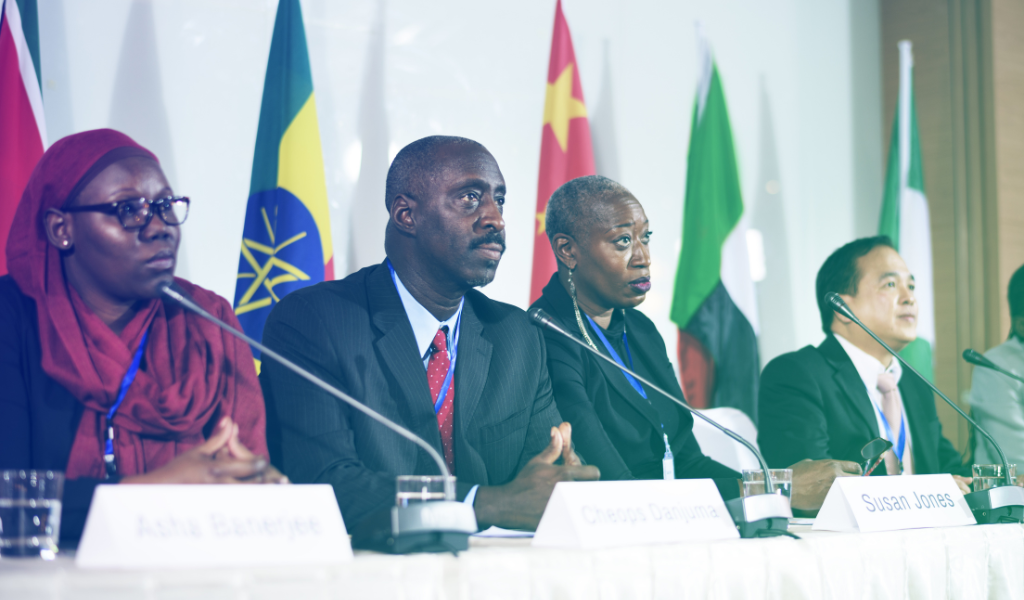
<box><xmin>545</xmin><ymin>175</ymin><xmax>633</xmax><ymax>242</ymax></box>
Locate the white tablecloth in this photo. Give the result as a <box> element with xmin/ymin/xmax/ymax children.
<box><xmin>2</xmin><ymin>524</ymin><xmax>1022</xmax><ymax>599</ymax></box>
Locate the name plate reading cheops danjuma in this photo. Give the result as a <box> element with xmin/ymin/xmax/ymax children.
<box><xmin>76</xmin><ymin>485</ymin><xmax>352</xmax><ymax>569</ymax></box>
<box><xmin>813</xmin><ymin>474</ymin><xmax>976</xmax><ymax>533</ymax></box>
<box><xmin>532</xmin><ymin>480</ymin><xmax>738</xmax><ymax>549</ymax></box>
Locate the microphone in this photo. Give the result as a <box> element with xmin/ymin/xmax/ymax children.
<box><xmin>826</xmin><ymin>292</ymin><xmax>1024</xmax><ymax>524</ymax></box>
<box><xmin>159</xmin><ymin>280</ymin><xmax>478</xmax><ymax>552</ymax></box>
<box><xmin>963</xmin><ymin>348</ymin><xmax>1024</xmax><ymax>385</ymax></box>
<box><xmin>528</xmin><ymin>307</ymin><xmax>793</xmax><ymax>538</ymax></box>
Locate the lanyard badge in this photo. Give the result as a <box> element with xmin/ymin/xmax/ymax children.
<box><xmin>584</xmin><ymin>314</ymin><xmax>675</xmax><ymax>479</ymax></box>
<box><xmin>874</xmin><ymin>404</ymin><xmax>907</xmax><ymax>473</ymax></box>
<box><xmin>104</xmin><ymin>329</ymin><xmax>149</xmax><ymax>479</ymax></box>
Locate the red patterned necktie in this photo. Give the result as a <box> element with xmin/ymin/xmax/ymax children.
<box><xmin>427</xmin><ymin>327</ymin><xmax>455</xmax><ymax>473</ymax></box>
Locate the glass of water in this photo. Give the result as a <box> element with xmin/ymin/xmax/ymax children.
<box><xmin>741</xmin><ymin>468</ymin><xmax>793</xmax><ymax>498</ymax></box>
<box><xmin>396</xmin><ymin>475</ymin><xmax>455</xmax><ymax>506</ymax></box>
<box><xmin>0</xmin><ymin>470</ymin><xmax>64</xmax><ymax>559</ymax></box>
<box><xmin>972</xmin><ymin>464</ymin><xmax>1016</xmax><ymax>493</ymax></box>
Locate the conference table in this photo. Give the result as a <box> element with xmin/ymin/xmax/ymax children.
<box><xmin>2</xmin><ymin>523</ymin><xmax>1022</xmax><ymax>599</ymax></box>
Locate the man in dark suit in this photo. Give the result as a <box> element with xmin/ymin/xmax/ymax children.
<box><xmin>758</xmin><ymin>236</ymin><xmax>970</xmax><ymax>492</ymax></box>
<box><xmin>260</xmin><ymin>136</ymin><xmax>599</xmax><ymax>531</ymax></box>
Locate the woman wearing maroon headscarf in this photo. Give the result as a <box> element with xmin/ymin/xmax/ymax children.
<box><xmin>0</xmin><ymin>129</ymin><xmax>284</xmax><ymax>544</ymax></box>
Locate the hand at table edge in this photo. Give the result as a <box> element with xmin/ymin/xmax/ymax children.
<box><xmin>473</xmin><ymin>423</ymin><xmax>599</xmax><ymax>530</ymax></box>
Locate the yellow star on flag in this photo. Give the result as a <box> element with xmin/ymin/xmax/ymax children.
<box><xmin>542</xmin><ymin>63</ymin><xmax>588</xmax><ymax>153</ymax></box>
<box><xmin>536</xmin><ymin>210</ymin><xmax>547</xmax><ymax>236</ymax></box>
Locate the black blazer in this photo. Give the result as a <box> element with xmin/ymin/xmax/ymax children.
<box><xmin>530</xmin><ymin>274</ymin><xmax>739</xmax><ymax>494</ymax></box>
<box><xmin>758</xmin><ymin>334</ymin><xmax>968</xmax><ymax>476</ymax></box>
<box><xmin>0</xmin><ymin>276</ymin><xmax>99</xmax><ymax>544</ymax></box>
<box><xmin>260</xmin><ymin>262</ymin><xmax>562</xmax><ymax>528</ymax></box>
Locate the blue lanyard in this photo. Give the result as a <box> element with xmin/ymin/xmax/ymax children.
<box><xmin>104</xmin><ymin>329</ymin><xmax>149</xmax><ymax>479</ymax></box>
<box><xmin>874</xmin><ymin>401</ymin><xmax>907</xmax><ymax>466</ymax></box>
<box><xmin>585</xmin><ymin>314</ymin><xmax>647</xmax><ymax>399</ymax></box>
<box><xmin>432</xmin><ymin>319</ymin><xmax>460</xmax><ymax>413</ymax></box>
<box><xmin>586</xmin><ymin>314</ymin><xmax>675</xmax><ymax>478</ymax></box>
<box><xmin>387</xmin><ymin>259</ymin><xmax>461</xmax><ymax>414</ymax></box>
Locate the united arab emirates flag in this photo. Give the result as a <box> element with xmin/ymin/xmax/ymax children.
<box><xmin>879</xmin><ymin>41</ymin><xmax>934</xmax><ymax>381</ymax></box>
<box><xmin>670</xmin><ymin>35</ymin><xmax>759</xmax><ymax>421</ymax></box>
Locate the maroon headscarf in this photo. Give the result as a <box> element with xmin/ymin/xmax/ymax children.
<box><xmin>6</xmin><ymin>129</ymin><xmax>268</xmax><ymax>479</ymax></box>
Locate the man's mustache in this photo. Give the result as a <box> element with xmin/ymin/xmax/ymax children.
<box><xmin>470</xmin><ymin>233</ymin><xmax>506</xmax><ymax>253</ymax></box>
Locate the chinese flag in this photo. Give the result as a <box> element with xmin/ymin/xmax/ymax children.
<box><xmin>529</xmin><ymin>0</ymin><xmax>595</xmax><ymax>303</ymax></box>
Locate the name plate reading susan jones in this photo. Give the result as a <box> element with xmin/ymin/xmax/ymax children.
<box><xmin>532</xmin><ymin>480</ymin><xmax>738</xmax><ymax>550</ymax></box>
<box><xmin>76</xmin><ymin>484</ymin><xmax>352</xmax><ymax>569</ymax></box>
<box><xmin>813</xmin><ymin>474</ymin><xmax>976</xmax><ymax>533</ymax></box>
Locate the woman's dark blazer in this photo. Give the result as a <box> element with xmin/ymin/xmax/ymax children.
<box><xmin>0</xmin><ymin>275</ymin><xmax>102</xmax><ymax>544</ymax></box>
<box><xmin>531</xmin><ymin>274</ymin><xmax>739</xmax><ymax>495</ymax></box>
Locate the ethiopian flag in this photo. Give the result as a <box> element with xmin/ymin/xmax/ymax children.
<box><xmin>879</xmin><ymin>41</ymin><xmax>934</xmax><ymax>381</ymax></box>
<box><xmin>670</xmin><ymin>34</ymin><xmax>759</xmax><ymax>421</ymax></box>
<box><xmin>233</xmin><ymin>0</ymin><xmax>333</xmax><ymax>367</ymax></box>
<box><xmin>529</xmin><ymin>0</ymin><xmax>595</xmax><ymax>304</ymax></box>
<box><xmin>1</xmin><ymin>0</ymin><xmax>46</xmax><ymax>275</ymax></box>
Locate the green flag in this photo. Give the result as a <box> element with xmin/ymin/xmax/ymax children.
<box><xmin>879</xmin><ymin>41</ymin><xmax>934</xmax><ymax>381</ymax></box>
<box><xmin>670</xmin><ymin>35</ymin><xmax>759</xmax><ymax>420</ymax></box>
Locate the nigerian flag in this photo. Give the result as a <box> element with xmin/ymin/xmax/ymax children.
<box><xmin>670</xmin><ymin>31</ymin><xmax>760</xmax><ymax>421</ymax></box>
<box><xmin>879</xmin><ymin>41</ymin><xmax>934</xmax><ymax>381</ymax></box>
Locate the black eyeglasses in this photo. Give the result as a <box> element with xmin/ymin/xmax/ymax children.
<box><xmin>63</xmin><ymin>196</ymin><xmax>190</xmax><ymax>231</ymax></box>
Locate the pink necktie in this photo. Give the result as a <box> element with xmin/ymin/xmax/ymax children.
<box><xmin>427</xmin><ymin>328</ymin><xmax>455</xmax><ymax>473</ymax></box>
<box><xmin>876</xmin><ymin>372</ymin><xmax>903</xmax><ymax>475</ymax></box>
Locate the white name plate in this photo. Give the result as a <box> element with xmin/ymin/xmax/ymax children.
<box><xmin>813</xmin><ymin>474</ymin><xmax>976</xmax><ymax>533</ymax></box>
<box><xmin>76</xmin><ymin>484</ymin><xmax>352</xmax><ymax>569</ymax></box>
<box><xmin>532</xmin><ymin>479</ymin><xmax>738</xmax><ymax>550</ymax></box>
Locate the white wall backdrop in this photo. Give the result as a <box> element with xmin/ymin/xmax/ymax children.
<box><xmin>38</xmin><ymin>0</ymin><xmax>883</xmax><ymax>372</ymax></box>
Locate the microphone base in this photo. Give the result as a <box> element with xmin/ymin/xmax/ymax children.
<box><xmin>965</xmin><ymin>486</ymin><xmax>1024</xmax><ymax>524</ymax></box>
<box><xmin>726</xmin><ymin>494</ymin><xmax>794</xmax><ymax>538</ymax></box>
<box><xmin>351</xmin><ymin>501</ymin><xmax>479</xmax><ymax>554</ymax></box>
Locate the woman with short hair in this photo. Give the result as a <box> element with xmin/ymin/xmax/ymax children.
<box><xmin>0</xmin><ymin>129</ymin><xmax>283</xmax><ymax>544</ymax></box>
<box><xmin>530</xmin><ymin>175</ymin><xmax>859</xmax><ymax>510</ymax></box>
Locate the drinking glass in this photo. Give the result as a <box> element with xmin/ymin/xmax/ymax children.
<box><xmin>0</xmin><ymin>470</ymin><xmax>64</xmax><ymax>559</ymax></box>
<box><xmin>741</xmin><ymin>468</ymin><xmax>793</xmax><ymax>498</ymax></box>
<box><xmin>972</xmin><ymin>464</ymin><xmax>1016</xmax><ymax>493</ymax></box>
<box><xmin>396</xmin><ymin>475</ymin><xmax>456</xmax><ymax>506</ymax></box>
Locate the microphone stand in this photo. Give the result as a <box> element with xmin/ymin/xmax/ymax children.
<box><xmin>160</xmin><ymin>281</ymin><xmax>478</xmax><ymax>552</ymax></box>
<box><xmin>528</xmin><ymin>308</ymin><xmax>793</xmax><ymax>538</ymax></box>
<box><xmin>964</xmin><ymin>349</ymin><xmax>1024</xmax><ymax>385</ymax></box>
<box><xmin>826</xmin><ymin>292</ymin><xmax>1024</xmax><ymax>524</ymax></box>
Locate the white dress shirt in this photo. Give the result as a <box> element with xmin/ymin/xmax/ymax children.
<box><xmin>390</xmin><ymin>264</ymin><xmax>463</xmax><ymax>368</ymax></box>
<box><xmin>388</xmin><ymin>262</ymin><xmax>478</xmax><ymax>506</ymax></box>
<box><xmin>834</xmin><ymin>334</ymin><xmax>915</xmax><ymax>475</ymax></box>
<box><xmin>970</xmin><ymin>336</ymin><xmax>1024</xmax><ymax>466</ymax></box>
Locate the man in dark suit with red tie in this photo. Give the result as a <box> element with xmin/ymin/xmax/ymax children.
<box><xmin>259</xmin><ymin>136</ymin><xmax>599</xmax><ymax>530</ymax></box>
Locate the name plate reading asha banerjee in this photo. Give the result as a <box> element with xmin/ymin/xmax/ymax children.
<box><xmin>813</xmin><ymin>474</ymin><xmax>976</xmax><ymax>533</ymax></box>
<box><xmin>532</xmin><ymin>480</ymin><xmax>738</xmax><ymax>549</ymax></box>
<box><xmin>76</xmin><ymin>484</ymin><xmax>352</xmax><ymax>569</ymax></box>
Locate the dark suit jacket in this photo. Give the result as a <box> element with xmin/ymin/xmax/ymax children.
<box><xmin>530</xmin><ymin>274</ymin><xmax>739</xmax><ymax>496</ymax></box>
<box><xmin>0</xmin><ymin>276</ymin><xmax>101</xmax><ymax>544</ymax></box>
<box><xmin>260</xmin><ymin>262</ymin><xmax>562</xmax><ymax>528</ymax></box>
<box><xmin>758</xmin><ymin>334</ymin><xmax>968</xmax><ymax>476</ymax></box>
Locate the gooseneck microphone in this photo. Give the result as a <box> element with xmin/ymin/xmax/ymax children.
<box><xmin>963</xmin><ymin>348</ymin><xmax>1024</xmax><ymax>385</ymax></box>
<box><xmin>528</xmin><ymin>307</ymin><xmax>793</xmax><ymax>538</ymax></box>
<box><xmin>826</xmin><ymin>292</ymin><xmax>1024</xmax><ymax>523</ymax></box>
<box><xmin>160</xmin><ymin>281</ymin><xmax>478</xmax><ymax>552</ymax></box>
<box><xmin>160</xmin><ymin>281</ymin><xmax>450</xmax><ymax>479</ymax></box>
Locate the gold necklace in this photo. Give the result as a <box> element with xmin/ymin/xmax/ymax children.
<box><xmin>569</xmin><ymin>269</ymin><xmax>599</xmax><ymax>351</ymax></box>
